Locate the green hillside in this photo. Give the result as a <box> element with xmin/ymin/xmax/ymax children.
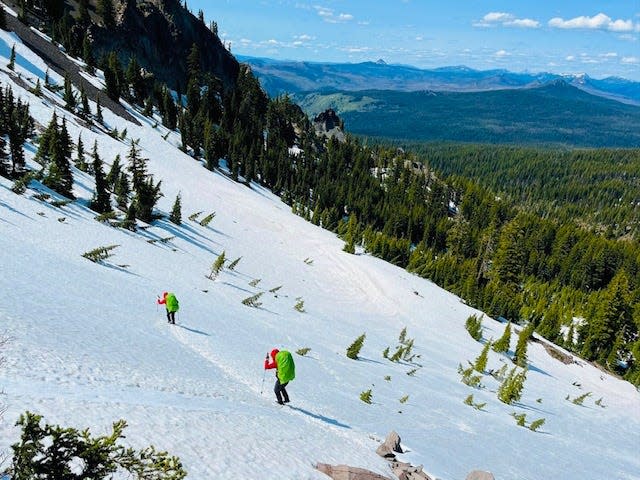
<box><xmin>295</xmin><ymin>81</ymin><xmax>640</xmax><ymax>147</ymax></box>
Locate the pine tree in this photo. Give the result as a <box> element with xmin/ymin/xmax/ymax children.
<box><xmin>514</xmin><ymin>324</ymin><xmax>534</xmax><ymax>367</ymax></box>
<box><xmin>134</xmin><ymin>177</ymin><xmax>162</xmax><ymax>223</ymax></box>
<box><xmin>346</xmin><ymin>333</ymin><xmax>366</xmax><ymax>360</ymax></box>
<box><xmin>123</xmin><ymin>201</ymin><xmax>136</xmax><ymax>230</ymax></box>
<box><xmin>97</xmin><ymin>0</ymin><xmax>115</xmax><ymax>29</ymax></box>
<box><xmin>96</xmin><ymin>96</ymin><xmax>104</xmax><ymax>124</ymax></box>
<box><xmin>0</xmin><ymin>131</ymin><xmax>8</xmax><ymax>176</ymax></box>
<box><xmin>8</xmin><ymin>44</ymin><xmax>16</xmax><ymax>70</ymax></box>
<box><xmin>208</xmin><ymin>250</ymin><xmax>226</xmax><ymax>279</ymax></box>
<box><xmin>497</xmin><ymin>367</ymin><xmax>527</xmax><ymax>405</ymax></box>
<box><xmin>115</xmin><ymin>172</ymin><xmax>130</xmax><ymax>209</ymax></box>
<box><xmin>170</xmin><ymin>193</ymin><xmax>182</xmax><ymax>225</ymax></box>
<box><xmin>74</xmin><ymin>134</ymin><xmax>88</xmax><ymax>171</ymax></box>
<box><xmin>493</xmin><ymin>322</ymin><xmax>512</xmax><ymax>353</ymax></box>
<box><xmin>106</xmin><ymin>154</ymin><xmax>122</xmax><ymax>190</ymax></box>
<box><xmin>465</xmin><ymin>314</ymin><xmax>483</xmax><ymax>341</ymax></box>
<box><xmin>582</xmin><ymin>271</ymin><xmax>633</xmax><ymax>364</ymax></box>
<box><xmin>473</xmin><ymin>340</ymin><xmax>492</xmax><ymax>373</ymax></box>
<box><xmin>63</xmin><ymin>73</ymin><xmax>76</xmax><ymax>110</ymax></box>
<box><xmin>126</xmin><ymin>139</ymin><xmax>147</xmax><ymax>191</ymax></box>
<box><xmin>80</xmin><ymin>84</ymin><xmax>90</xmax><ymax>117</ymax></box>
<box><xmin>104</xmin><ymin>52</ymin><xmax>121</xmax><ymax>101</ymax></box>
<box><xmin>41</xmin><ymin>114</ymin><xmax>74</xmax><ymax>198</ymax></box>
<box><xmin>343</xmin><ymin>213</ymin><xmax>358</xmax><ymax>254</ymax></box>
<box><xmin>89</xmin><ymin>144</ymin><xmax>111</xmax><ymax>214</ymax></box>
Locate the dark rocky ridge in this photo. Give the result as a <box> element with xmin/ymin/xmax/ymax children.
<box><xmin>91</xmin><ymin>0</ymin><xmax>239</xmax><ymax>91</ymax></box>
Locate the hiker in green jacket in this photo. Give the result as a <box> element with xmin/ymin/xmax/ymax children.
<box><xmin>157</xmin><ymin>291</ymin><xmax>179</xmax><ymax>324</ymax></box>
<box><xmin>264</xmin><ymin>348</ymin><xmax>295</xmax><ymax>405</ymax></box>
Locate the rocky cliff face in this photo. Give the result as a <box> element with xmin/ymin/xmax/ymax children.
<box><xmin>91</xmin><ymin>0</ymin><xmax>239</xmax><ymax>90</ymax></box>
<box><xmin>313</xmin><ymin>109</ymin><xmax>345</xmax><ymax>141</ymax></box>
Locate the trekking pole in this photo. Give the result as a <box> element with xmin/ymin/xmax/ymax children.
<box><xmin>260</xmin><ymin>353</ymin><xmax>268</xmax><ymax>394</ymax></box>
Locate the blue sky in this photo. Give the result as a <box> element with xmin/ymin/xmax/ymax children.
<box><xmin>189</xmin><ymin>0</ymin><xmax>640</xmax><ymax>80</ymax></box>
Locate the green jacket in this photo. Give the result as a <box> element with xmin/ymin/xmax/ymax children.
<box><xmin>275</xmin><ymin>350</ymin><xmax>295</xmax><ymax>383</ymax></box>
<box><xmin>166</xmin><ymin>293</ymin><xmax>179</xmax><ymax>313</ymax></box>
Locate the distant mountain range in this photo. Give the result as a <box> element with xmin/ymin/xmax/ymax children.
<box><xmin>292</xmin><ymin>81</ymin><xmax>640</xmax><ymax>147</ymax></box>
<box><xmin>239</xmin><ymin>56</ymin><xmax>640</xmax><ymax>106</ymax></box>
<box><xmin>238</xmin><ymin>56</ymin><xmax>640</xmax><ymax>147</ymax></box>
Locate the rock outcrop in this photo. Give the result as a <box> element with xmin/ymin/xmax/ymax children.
<box><xmin>313</xmin><ymin>109</ymin><xmax>345</xmax><ymax>142</ymax></box>
<box><xmin>92</xmin><ymin>0</ymin><xmax>239</xmax><ymax>91</ymax></box>
<box><xmin>316</xmin><ymin>463</ymin><xmax>391</xmax><ymax>480</ymax></box>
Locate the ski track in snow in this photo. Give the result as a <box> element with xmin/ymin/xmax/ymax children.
<box><xmin>0</xmin><ymin>27</ymin><xmax>640</xmax><ymax>480</ymax></box>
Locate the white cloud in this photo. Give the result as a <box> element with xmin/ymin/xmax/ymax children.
<box><xmin>475</xmin><ymin>12</ymin><xmax>540</xmax><ymax>28</ymax></box>
<box><xmin>495</xmin><ymin>49</ymin><xmax>510</xmax><ymax>57</ymax></box>
<box><xmin>314</xmin><ymin>5</ymin><xmax>354</xmax><ymax>23</ymax></box>
<box><xmin>566</xmin><ymin>55</ymin><xmax>575</xmax><ymax>61</ymax></box>
<box><xmin>599</xmin><ymin>52</ymin><xmax>618</xmax><ymax>58</ymax></box>
<box><xmin>295</xmin><ymin>34</ymin><xmax>315</xmax><ymax>41</ymax></box>
<box><xmin>622</xmin><ymin>56</ymin><xmax>640</xmax><ymax>64</ymax></box>
<box><xmin>548</xmin><ymin>13</ymin><xmax>636</xmax><ymax>32</ymax></box>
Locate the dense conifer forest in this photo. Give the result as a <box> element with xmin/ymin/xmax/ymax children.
<box><xmin>1</xmin><ymin>0</ymin><xmax>639</xmax><ymax>387</ymax></box>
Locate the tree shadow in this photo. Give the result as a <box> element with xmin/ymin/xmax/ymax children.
<box><xmin>358</xmin><ymin>356</ymin><xmax>384</xmax><ymax>365</ymax></box>
<box><xmin>177</xmin><ymin>324</ymin><xmax>211</xmax><ymax>336</ymax></box>
<box><xmin>286</xmin><ymin>406</ymin><xmax>351</xmax><ymax>429</ymax></box>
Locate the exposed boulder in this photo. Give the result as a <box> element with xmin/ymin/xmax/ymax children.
<box><xmin>465</xmin><ymin>471</ymin><xmax>495</xmax><ymax>480</ymax></box>
<box><xmin>376</xmin><ymin>430</ymin><xmax>403</xmax><ymax>459</ymax></box>
<box><xmin>316</xmin><ymin>463</ymin><xmax>391</xmax><ymax>480</ymax></box>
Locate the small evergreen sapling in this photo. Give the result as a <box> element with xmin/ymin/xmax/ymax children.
<box><xmin>497</xmin><ymin>367</ymin><xmax>527</xmax><ymax>405</ymax></box>
<box><xmin>493</xmin><ymin>322</ymin><xmax>512</xmax><ymax>353</ymax></box>
<box><xmin>200</xmin><ymin>212</ymin><xmax>215</xmax><ymax>226</ymax></box>
<box><xmin>514</xmin><ymin>324</ymin><xmax>534</xmax><ymax>367</ymax></box>
<box><xmin>188</xmin><ymin>211</ymin><xmax>203</xmax><ymax>221</ymax></box>
<box><xmin>170</xmin><ymin>194</ymin><xmax>182</xmax><ymax>225</ymax></box>
<box><xmin>458</xmin><ymin>363</ymin><xmax>483</xmax><ymax>388</ymax></box>
<box><xmin>296</xmin><ymin>348</ymin><xmax>311</xmax><ymax>356</ymax></box>
<box><xmin>512</xmin><ymin>412</ymin><xmax>527</xmax><ymax>427</ymax></box>
<box><xmin>359</xmin><ymin>389</ymin><xmax>372</xmax><ymax>404</ymax></box>
<box><xmin>268</xmin><ymin>285</ymin><xmax>282</xmax><ymax>294</ymax></box>
<box><xmin>249</xmin><ymin>278</ymin><xmax>261</xmax><ymax>288</ymax></box>
<box><xmin>465</xmin><ymin>314</ymin><xmax>483</xmax><ymax>341</ymax></box>
<box><xmin>473</xmin><ymin>341</ymin><xmax>492</xmax><ymax>373</ymax></box>
<box><xmin>208</xmin><ymin>251</ymin><xmax>226</xmax><ymax>279</ymax></box>
<box><xmin>228</xmin><ymin>257</ymin><xmax>242</xmax><ymax>271</ymax></box>
<box><xmin>572</xmin><ymin>392</ymin><xmax>591</xmax><ymax>405</ymax></box>
<box><xmin>82</xmin><ymin>245</ymin><xmax>119</xmax><ymax>263</ymax></box>
<box><xmin>242</xmin><ymin>292</ymin><xmax>263</xmax><ymax>308</ymax></box>
<box><xmin>399</xmin><ymin>395</ymin><xmax>409</xmax><ymax>404</ymax></box>
<box><xmin>529</xmin><ymin>418</ymin><xmax>545</xmax><ymax>432</ymax></box>
<box><xmin>8</xmin><ymin>44</ymin><xmax>15</xmax><ymax>70</ymax></box>
<box><xmin>346</xmin><ymin>333</ymin><xmax>366</xmax><ymax>360</ymax></box>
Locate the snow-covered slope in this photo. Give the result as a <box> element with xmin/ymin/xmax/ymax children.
<box><xmin>1</xmin><ymin>27</ymin><xmax>639</xmax><ymax>480</ymax></box>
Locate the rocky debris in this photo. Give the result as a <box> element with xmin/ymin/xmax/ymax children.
<box><xmin>391</xmin><ymin>461</ymin><xmax>431</xmax><ymax>480</ymax></box>
<box><xmin>316</xmin><ymin>463</ymin><xmax>391</xmax><ymax>480</ymax></box>
<box><xmin>319</xmin><ymin>431</ymin><xmax>495</xmax><ymax>480</ymax></box>
<box><xmin>465</xmin><ymin>471</ymin><xmax>495</xmax><ymax>480</ymax></box>
<box><xmin>375</xmin><ymin>432</ymin><xmax>432</xmax><ymax>480</ymax></box>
